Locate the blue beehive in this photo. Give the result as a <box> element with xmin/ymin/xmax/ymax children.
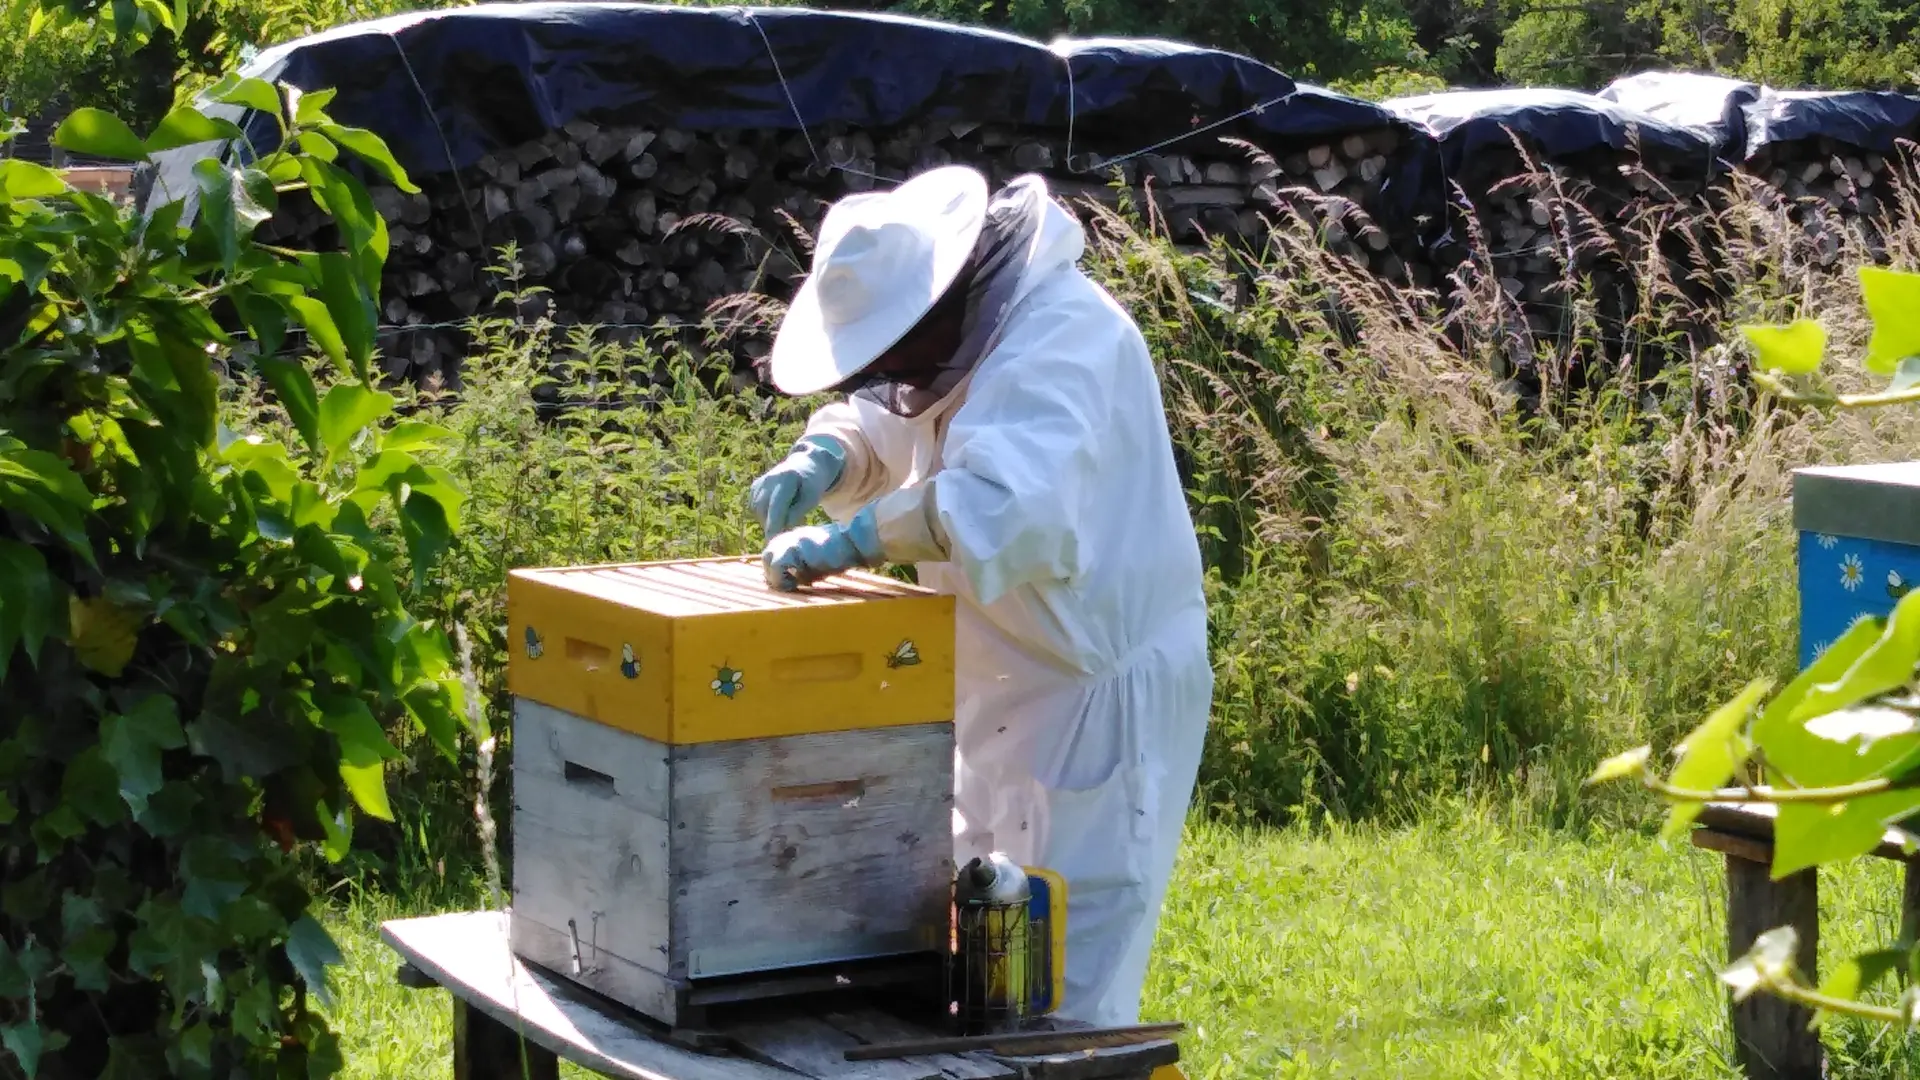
<box><xmin>1793</xmin><ymin>463</ymin><xmax>1920</xmax><ymax>668</ymax></box>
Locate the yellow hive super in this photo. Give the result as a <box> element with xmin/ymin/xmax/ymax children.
<box><xmin>506</xmin><ymin>557</ymin><xmax>956</xmax><ymax>744</ymax></box>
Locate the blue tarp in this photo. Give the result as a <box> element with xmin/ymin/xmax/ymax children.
<box><xmin>1741</xmin><ymin>89</ymin><xmax>1920</xmax><ymax>158</ymax></box>
<box><xmin>1596</xmin><ymin>71</ymin><xmax>1761</xmax><ymax>163</ymax></box>
<box><xmin>216</xmin><ymin>4</ymin><xmax>1441</xmax><ymax>228</ymax></box>
<box><xmin>1384</xmin><ymin>88</ymin><xmax>1718</xmax><ymax>180</ymax></box>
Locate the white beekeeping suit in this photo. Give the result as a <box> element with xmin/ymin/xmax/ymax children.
<box><xmin>755</xmin><ymin>166</ymin><xmax>1211</xmax><ymax>1027</ymax></box>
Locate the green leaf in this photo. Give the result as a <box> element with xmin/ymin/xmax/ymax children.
<box><xmin>4</xmin><ymin>1021</ymin><xmax>44</xmax><ymax>1079</ymax></box>
<box><xmin>1774</xmin><ymin>790</ymin><xmax>1920</xmax><ymax>878</ymax></box>
<box><xmin>192</xmin><ymin>159</ymin><xmax>271</xmax><ymax>270</ymax></box>
<box><xmin>1817</xmin><ymin>949</ymin><xmax>1907</xmax><ymax>1020</ymax></box>
<box><xmin>0</xmin><ymin>160</ymin><xmax>66</xmax><ymax>199</ymax></box>
<box><xmin>53</xmin><ymin>108</ymin><xmax>150</xmax><ymax>161</ymax></box>
<box><xmin>293</xmin><ymin>88</ymin><xmax>339</xmax><ymax>127</ymax></box>
<box><xmin>399</xmin><ymin>489</ymin><xmax>452</xmax><ymax>585</ymax></box>
<box><xmin>286</xmin><ymin>915</ymin><xmax>342</xmax><ymax>1008</ymax></box>
<box><xmin>0</xmin><ymin>540</ymin><xmax>55</xmax><ymax>680</ymax></box>
<box><xmin>380</xmin><ymin>422</ymin><xmax>458</xmax><ymax>455</ymax></box>
<box><xmin>68</xmin><ymin>595</ymin><xmax>141</xmax><ymax>678</ymax></box>
<box><xmin>254</xmin><ymin>355</ymin><xmax>322</xmax><ymax>451</ymax></box>
<box><xmin>211</xmin><ymin>76</ymin><xmax>282</xmax><ymax>118</ymax></box>
<box><xmin>1587</xmin><ymin>745</ymin><xmax>1650</xmax><ymax>784</ymax></box>
<box><xmin>313</xmin><ymin>252</ymin><xmax>378</xmax><ymax>381</ymax></box>
<box><xmin>316</xmin><ymin>799</ymin><xmax>352</xmax><ymax>863</ymax></box>
<box><xmin>318</xmin><ymin>123</ymin><xmax>419</xmax><ymax>193</ymax></box>
<box><xmin>317</xmin><ymin>383</ymin><xmax>395</xmax><ymax>457</ymax></box>
<box><xmin>319</xmin><ymin>696</ymin><xmax>398</xmax><ymax>821</ymax></box>
<box><xmin>288</xmin><ymin>296</ymin><xmax>349</xmax><ymax>372</ymax></box>
<box><xmin>1789</xmin><ymin>591</ymin><xmax>1920</xmax><ymax>726</ymax></box>
<box><xmin>1861</xmin><ymin>267</ymin><xmax>1920</xmax><ymax>376</ymax></box>
<box><xmin>144</xmin><ymin>105</ymin><xmax>240</xmax><ymax>155</ymax></box>
<box><xmin>100</xmin><ymin>696</ymin><xmax>186</xmax><ymax>818</ymax></box>
<box><xmin>1740</xmin><ymin>319</ymin><xmax>1826</xmax><ymax>376</ymax></box>
<box><xmin>62</xmin><ymin>748</ymin><xmax>127</xmax><ymax>826</ymax></box>
<box><xmin>1661</xmin><ymin>679</ymin><xmax>1771</xmax><ymax>840</ymax></box>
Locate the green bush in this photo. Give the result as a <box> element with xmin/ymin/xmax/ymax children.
<box><xmin>0</xmin><ymin>82</ymin><xmax>471</xmax><ymax>1076</ymax></box>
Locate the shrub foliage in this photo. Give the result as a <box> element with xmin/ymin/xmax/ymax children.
<box><xmin>0</xmin><ymin>79</ymin><xmax>471</xmax><ymax>1077</ymax></box>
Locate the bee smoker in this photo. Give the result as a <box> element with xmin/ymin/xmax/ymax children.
<box><xmin>948</xmin><ymin>852</ymin><xmax>1042</xmax><ymax>1034</ymax></box>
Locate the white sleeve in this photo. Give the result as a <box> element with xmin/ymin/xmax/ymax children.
<box><xmin>904</xmin><ymin>302</ymin><xmax>1112</xmax><ymax>605</ymax></box>
<box><xmin>803</xmin><ymin>395</ymin><xmax>921</xmax><ymax>521</ymax></box>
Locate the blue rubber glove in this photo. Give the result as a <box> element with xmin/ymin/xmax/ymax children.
<box><xmin>763</xmin><ymin>506</ymin><xmax>885</xmax><ymax>591</ymax></box>
<box><xmin>750</xmin><ymin>436</ymin><xmax>847</xmax><ymax>537</ymax></box>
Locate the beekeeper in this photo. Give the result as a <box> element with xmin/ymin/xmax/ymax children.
<box><xmin>748</xmin><ymin>164</ymin><xmax>1211</xmax><ymax>1027</ymax></box>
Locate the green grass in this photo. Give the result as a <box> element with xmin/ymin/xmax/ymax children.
<box><xmin>323</xmin><ymin>801</ymin><xmax>1920</xmax><ymax>1080</ymax></box>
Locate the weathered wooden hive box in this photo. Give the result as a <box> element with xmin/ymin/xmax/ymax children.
<box><xmin>504</xmin><ymin>557</ymin><xmax>956</xmax><ymax>1027</ymax></box>
<box><xmin>1794</xmin><ymin>462</ymin><xmax>1920</xmax><ymax>667</ymax></box>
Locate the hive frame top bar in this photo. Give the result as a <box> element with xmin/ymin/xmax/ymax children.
<box><xmin>509</xmin><ymin>556</ymin><xmax>935</xmax><ymax>615</ymax></box>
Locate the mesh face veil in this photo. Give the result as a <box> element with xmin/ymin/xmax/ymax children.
<box><xmin>833</xmin><ymin>177</ymin><xmax>1047</xmax><ymax>418</ymax></box>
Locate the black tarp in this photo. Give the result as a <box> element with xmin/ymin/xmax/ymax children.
<box><xmin>1385</xmin><ymin>88</ymin><xmax>1718</xmax><ymax>180</ymax></box>
<box><xmin>1742</xmin><ymin>88</ymin><xmax>1920</xmax><ymax>158</ymax></box>
<box><xmin>183</xmin><ymin>3</ymin><xmax>1445</xmax><ymax>237</ymax></box>
<box><xmin>1596</xmin><ymin>71</ymin><xmax>1761</xmax><ymax>163</ymax></box>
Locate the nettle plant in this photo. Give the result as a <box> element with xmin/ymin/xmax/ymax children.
<box><xmin>1592</xmin><ymin>265</ymin><xmax>1920</xmax><ymax>1026</ymax></box>
<box><xmin>0</xmin><ymin>79</ymin><xmax>474</xmax><ymax>1076</ymax></box>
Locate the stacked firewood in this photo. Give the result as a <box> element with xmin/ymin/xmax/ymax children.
<box><xmin>1744</xmin><ymin>136</ymin><xmax>1913</xmax><ymax>264</ymax></box>
<box><xmin>249</xmin><ymin>115</ymin><xmax>1430</xmax><ymax>385</ymax></box>
<box><xmin>1443</xmin><ymin>139</ymin><xmax>1717</xmax><ymax>374</ymax></box>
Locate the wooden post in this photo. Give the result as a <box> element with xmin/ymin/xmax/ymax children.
<box><xmin>452</xmin><ymin>998</ymin><xmax>560</xmax><ymax>1080</ymax></box>
<box><xmin>1725</xmin><ymin>854</ymin><xmax>1823</xmax><ymax>1080</ymax></box>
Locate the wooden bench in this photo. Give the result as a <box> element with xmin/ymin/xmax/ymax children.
<box><xmin>1690</xmin><ymin>802</ymin><xmax>1920</xmax><ymax>1080</ymax></box>
<box><xmin>382</xmin><ymin>911</ymin><xmax>1184</xmax><ymax>1080</ymax></box>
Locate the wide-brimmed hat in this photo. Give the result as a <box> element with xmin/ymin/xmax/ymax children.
<box><xmin>769</xmin><ymin>166</ymin><xmax>990</xmax><ymax>396</ymax></box>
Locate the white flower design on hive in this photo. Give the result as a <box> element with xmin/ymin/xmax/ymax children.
<box><xmin>1841</xmin><ymin>553</ymin><xmax>1865</xmax><ymax>591</ymax></box>
<box><xmin>1817</xmin><ymin>533</ymin><xmax>1839</xmax><ymax>549</ymax></box>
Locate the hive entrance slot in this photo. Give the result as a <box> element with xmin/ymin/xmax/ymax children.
<box><xmin>566</xmin><ymin>637</ymin><xmax>612</xmax><ymax>669</ymax></box>
<box><xmin>771</xmin><ymin>779</ymin><xmax>866</xmax><ymax>803</ymax></box>
<box><xmin>564</xmin><ymin>760</ymin><xmax>618</xmax><ymax>792</ymax></box>
<box><xmin>770</xmin><ymin>652</ymin><xmax>863</xmax><ymax>683</ymax></box>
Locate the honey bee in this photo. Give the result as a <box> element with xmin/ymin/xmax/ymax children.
<box><xmin>885</xmin><ymin>640</ymin><xmax>921</xmax><ymax>669</ymax></box>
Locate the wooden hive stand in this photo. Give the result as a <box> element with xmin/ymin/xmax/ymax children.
<box><xmin>1691</xmin><ymin>802</ymin><xmax>1920</xmax><ymax>1080</ymax></box>
<box><xmin>382</xmin><ymin>912</ymin><xmax>1186</xmax><ymax>1080</ymax></box>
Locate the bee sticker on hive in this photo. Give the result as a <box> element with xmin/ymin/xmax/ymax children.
<box><xmin>621</xmin><ymin>643</ymin><xmax>640</xmax><ymax>679</ymax></box>
<box><xmin>524</xmin><ymin>626</ymin><xmax>544</xmax><ymax>660</ymax></box>
<box><xmin>885</xmin><ymin>640</ymin><xmax>921</xmax><ymax>669</ymax></box>
<box><xmin>1892</xmin><ymin>571</ymin><xmax>1913</xmax><ymax>601</ymax></box>
<box><xmin>712</xmin><ymin>665</ymin><xmax>744</xmax><ymax>699</ymax></box>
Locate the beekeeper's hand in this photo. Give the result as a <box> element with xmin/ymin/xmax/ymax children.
<box><xmin>750</xmin><ymin>436</ymin><xmax>848</xmax><ymax>536</ymax></box>
<box><xmin>763</xmin><ymin>507</ymin><xmax>883</xmax><ymax>591</ymax></box>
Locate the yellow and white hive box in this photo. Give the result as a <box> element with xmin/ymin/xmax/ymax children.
<box><xmin>504</xmin><ymin>557</ymin><xmax>957</xmax><ymax>1027</ymax></box>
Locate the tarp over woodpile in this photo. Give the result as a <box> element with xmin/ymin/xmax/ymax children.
<box><xmin>145</xmin><ymin>2</ymin><xmax>1448</xmax><ymax>241</ymax></box>
<box><xmin>1742</xmin><ymin>89</ymin><xmax>1920</xmax><ymax>157</ymax></box>
<box><xmin>1596</xmin><ymin>71</ymin><xmax>1762</xmax><ymax>164</ymax></box>
<box><xmin>1383</xmin><ymin>88</ymin><xmax>1719</xmax><ymax>181</ymax></box>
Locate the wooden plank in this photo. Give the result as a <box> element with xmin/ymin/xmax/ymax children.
<box><xmin>1724</xmin><ymin>856</ymin><xmax>1822</xmax><ymax>1080</ymax></box>
<box><xmin>821</xmin><ymin>1011</ymin><xmax>1011</xmax><ymax>1080</ymax></box>
<box><xmin>510</xmin><ymin>911</ymin><xmax>685</xmax><ymax>1029</ymax></box>
<box><xmin>726</xmin><ymin>1014</ymin><xmax>953</xmax><ymax>1080</ymax></box>
<box><xmin>1696</xmin><ymin>801</ymin><xmax>1920</xmax><ymax>862</ymax></box>
<box><xmin>669</xmin><ymin>725</ymin><xmax>952</xmax><ymax>980</ymax></box>
<box><xmin>511</xmin><ymin>771</ymin><xmax>673</xmax><ymax>974</ymax></box>
<box><xmin>455</xmin><ymin>997</ymin><xmax>560</xmax><ymax>1080</ymax></box>
<box><xmin>1691</xmin><ymin>828</ymin><xmax>1773</xmax><ymax>866</ymax></box>
<box><xmin>514</xmin><ymin>699</ymin><xmax>671</xmax><ymax>820</ymax></box>
<box><xmin>383</xmin><ymin>911</ymin><xmax>794</xmax><ymax>1080</ymax></box>
<box><xmin>997</xmin><ymin>1042</ymin><xmax>1180</xmax><ymax>1080</ymax></box>
<box><xmin>843</xmin><ymin>1024</ymin><xmax>1184</xmax><ymax>1061</ymax></box>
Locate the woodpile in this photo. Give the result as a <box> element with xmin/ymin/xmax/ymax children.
<box><xmin>1442</xmin><ymin>140</ymin><xmax>1716</xmax><ymax>380</ymax></box>
<box><xmin>1743</xmin><ymin>136</ymin><xmax>1911</xmax><ymax>265</ymax></box>
<box><xmin>249</xmin><ymin>116</ymin><xmax>1432</xmax><ymax>387</ymax></box>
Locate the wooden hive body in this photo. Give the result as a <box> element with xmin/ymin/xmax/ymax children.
<box><xmin>504</xmin><ymin>558</ymin><xmax>957</xmax><ymax>1027</ymax></box>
